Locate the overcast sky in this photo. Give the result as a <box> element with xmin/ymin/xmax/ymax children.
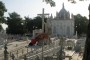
<box><xmin>1</xmin><ymin>0</ymin><xmax>90</xmax><ymax>19</ymax></box>
<box><xmin>0</xmin><ymin>0</ymin><xmax>90</xmax><ymax>30</ymax></box>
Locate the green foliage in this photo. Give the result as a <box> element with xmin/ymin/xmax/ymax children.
<box><xmin>0</xmin><ymin>1</ymin><xmax>7</xmax><ymax>23</ymax></box>
<box><xmin>24</xmin><ymin>16</ymin><xmax>33</xmax><ymax>33</ymax></box>
<box><xmin>68</xmin><ymin>0</ymin><xmax>87</xmax><ymax>4</ymax></box>
<box><xmin>24</xmin><ymin>16</ymin><xmax>42</xmax><ymax>33</ymax></box>
<box><xmin>0</xmin><ymin>25</ymin><xmax>3</xmax><ymax>32</ymax></box>
<box><xmin>6</xmin><ymin>12</ymin><xmax>26</xmax><ymax>35</ymax></box>
<box><xmin>33</xmin><ymin>16</ymin><xmax>42</xmax><ymax>29</ymax></box>
<box><xmin>74</xmin><ymin>14</ymin><xmax>89</xmax><ymax>36</ymax></box>
<box><xmin>44</xmin><ymin>0</ymin><xmax>55</xmax><ymax>7</ymax></box>
<box><xmin>6</xmin><ymin>14</ymin><xmax>42</xmax><ymax>35</ymax></box>
<box><xmin>0</xmin><ymin>1</ymin><xmax>7</xmax><ymax>17</ymax></box>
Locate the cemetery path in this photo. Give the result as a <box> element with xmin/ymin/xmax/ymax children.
<box><xmin>0</xmin><ymin>40</ymin><xmax>30</xmax><ymax>60</ymax></box>
<box><xmin>72</xmin><ymin>53</ymin><xmax>82</xmax><ymax>60</ymax></box>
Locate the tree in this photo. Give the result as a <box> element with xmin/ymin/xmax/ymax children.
<box><xmin>24</xmin><ymin>16</ymin><xmax>42</xmax><ymax>33</ymax></box>
<box><xmin>0</xmin><ymin>1</ymin><xmax>7</xmax><ymax>31</ymax></box>
<box><xmin>24</xmin><ymin>16</ymin><xmax>47</xmax><ymax>34</ymax></box>
<box><xmin>0</xmin><ymin>1</ymin><xmax>7</xmax><ymax>23</ymax></box>
<box><xmin>44</xmin><ymin>0</ymin><xmax>55</xmax><ymax>7</ymax></box>
<box><xmin>33</xmin><ymin>16</ymin><xmax>47</xmax><ymax>33</ymax></box>
<box><xmin>33</xmin><ymin>16</ymin><xmax>42</xmax><ymax>29</ymax></box>
<box><xmin>24</xmin><ymin>16</ymin><xmax>33</xmax><ymax>33</ymax></box>
<box><xmin>74</xmin><ymin>14</ymin><xmax>89</xmax><ymax>37</ymax></box>
<box><xmin>6</xmin><ymin>12</ymin><xmax>26</xmax><ymax>35</ymax></box>
<box><xmin>0</xmin><ymin>25</ymin><xmax>3</xmax><ymax>32</ymax></box>
<box><xmin>82</xmin><ymin>4</ymin><xmax>90</xmax><ymax>60</ymax></box>
<box><xmin>44</xmin><ymin>0</ymin><xmax>87</xmax><ymax>6</ymax></box>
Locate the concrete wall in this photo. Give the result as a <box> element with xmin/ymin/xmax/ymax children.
<box><xmin>51</xmin><ymin>19</ymin><xmax>74</xmax><ymax>37</ymax></box>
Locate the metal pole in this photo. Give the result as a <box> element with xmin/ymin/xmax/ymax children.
<box><xmin>42</xmin><ymin>41</ymin><xmax>44</xmax><ymax>60</ymax></box>
<box><xmin>59</xmin><ymin>37</ymin><xmax>64</xmax><ymax>60</ymax></box>
<box><xmin>42</xmin><ymin>8</ymin><xmax>44</xmax><ymax>60</ymax></box>
<box><xmin>42</xmin><ymin>8</ymin><xmax>44</xmax><ymax>33</ymax></box>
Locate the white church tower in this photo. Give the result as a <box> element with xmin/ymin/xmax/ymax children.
<box><xmin>50</xmin><ymin>3</ymin><xmax>74</xmax><ymax>38</ymax></box>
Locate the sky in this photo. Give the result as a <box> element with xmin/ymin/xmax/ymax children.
<box><xmin>0</xmin><ymin>0</ymin><xmax>90</xmax><ymax>29</ymax></box>
<box><xmin>1</xmin><ymin>0</ymin><xmax>90</xmax><ymax>19</ymax></box>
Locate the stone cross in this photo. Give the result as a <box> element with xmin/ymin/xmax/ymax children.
<box><xmin>38</xmin><ymin>8</ymin><xmax>49</xmax><ymax>33</ymax></box>
<box><xmin>38</xmin><ymin>8</ymin><xmax>49</xmax><ymax>60</ymax></box>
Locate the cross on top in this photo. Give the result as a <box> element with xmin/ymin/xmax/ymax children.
<box><xmin>38</xmin><ymin>8</ymin><xmax>49</xmax><ymax>33</ymax></box>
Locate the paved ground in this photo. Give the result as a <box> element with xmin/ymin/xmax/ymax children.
<box><xmin>0</xmin><ymin>38</ymin><xmax>83</xmax><ymax>60</ymax></box>
<box><xmin>0</xmin><ymin>40</ymin><xmax>31</xmax><ymax>60</ymax></box>
<box><xmin>64</xmin><ymin>53</ymin><xmax>82</xmax><ymax>60</ymax></box>
<box><xmin>0</xmin><ymin>38</ymin><xmax>59</xmax><ymax>60</ymax></box>
<box><xmin>72</xmin><ymin>53</ymin><xmax>82</xmax><ymax>60</ymax></box>
<box><xmin>64</xmin><ymin>50</ymin><xmax>75</xmax><ymax>56</ymax></box>
<box><xmin>65</xmin><ymin>54</ymin><xmax>82</xmax><ymax>60</ymax></box>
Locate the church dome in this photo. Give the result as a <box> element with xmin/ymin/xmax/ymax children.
<box><xmin>56</xmin><ymin>3</ymin><xmax>70</xmax><ymax>19</ymax></box>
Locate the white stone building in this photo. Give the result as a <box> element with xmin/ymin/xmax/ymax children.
<box><xmin>49</xmin><ymin>3</ymin><xmax>74</xmax><ymax>38</ymax></box>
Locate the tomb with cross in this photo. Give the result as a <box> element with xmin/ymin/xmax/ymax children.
<box><xmin>37</xmin><ymin>8</ymin><xmax>49</xmax><ymax>33</ymax></box>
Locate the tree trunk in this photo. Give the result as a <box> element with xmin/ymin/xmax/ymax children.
<box><xmin>83</xmin><ymin>20</ymin><xmax>90</xmax><ymax>60</ymax></box>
